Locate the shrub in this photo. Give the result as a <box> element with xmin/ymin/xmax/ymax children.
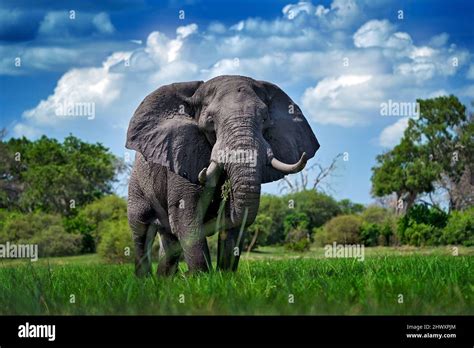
<box><xmin>441</xmin><ymin>208</ymin><xmax>474</xmax><ymax>246</ymax></box>
<box><xmin>284</xmin><ymin>229</ymin><xmax>311</xmax><ymax>252</ymax></box>
<box><xmin>317</xmin><ymin>215</ymin><xmax>362</xmax><ymax>245</ymax></box>
<box><xmin>403</xmin><ymin>223</ymin><xmax>441</xmax><ymax>247</ymax></box>
<box><xmin>397</xmin><ymin>204</ymin><xmax>448</xmax><ymax>245</ymax></box>
<box><xmin>30</xmin><ymin>226</ymin><xmax>82</xmax><ymax>257</ymax></box>
<box><xmin>97</xmin><ymin>218</ymin><xmax>135</xmax><ymax>263</ymax></box>
<box><xmin>282</xmin><ymin>212</ymin><xmax>311</xmax><ymax>252</ymax></box>
<box><xmin>360</xmin><ymin>223</ymin><xmax>380</xmax><ymax>246</ymax></box>
<box><xmin>0</xmin><ymin>211</ymin><xmax>61</xmax><ymax>243</ymax></box>
<box><xmin>361</xmin><ymin>206</ymin><xmax>398</xmax><ymax>246</ymax></box>
<box><xmin>72</xmin><ymin>195</ymin><xmax>127</xmax><ymax>252</ymax></box>
<box><xmin>0</xmin><ymin>211</ymin><xmax>82</xmax><ymax>257</ymax></box>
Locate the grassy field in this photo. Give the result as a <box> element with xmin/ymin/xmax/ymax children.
<box><xmin>0</xmin><ymin>246</ymin><xmax>472</xmax><ymax>315</ymax></box>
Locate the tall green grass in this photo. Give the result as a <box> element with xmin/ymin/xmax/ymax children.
<box><xmin>0</xmin><ymin>255</ymin><xmax>472</xmax><ymax>315</ymax></box>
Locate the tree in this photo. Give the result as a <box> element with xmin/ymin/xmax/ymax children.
<box><xmin>0</xmin><ymin>129</ymin><xmax>24</xmax><ymax>208</ymax></box>
<box><xmin>257</xmin><ymin>194</ymin><xmax>288</xmax><ymax>245</ymax></box>
<box><xmin>284</xmin><ymin>190</ymin><xmax>341</xmax><ymax>229</ymax></box>
<box><xmin>283</xmin><ymin>212</ymin><xmax>311</xmax><ymax>252</ymax></box>
<box><xmin>371</xmin><ymin>96</ymin><xmax>473</xmax><ymax>212</ymax></box>
<box><xmin>338</xmin><ymin>199</ymin><xmax>365</xmax><ymax>215</ymax></box>
<box><xmin>1</xmin><ymin>134</ymin><xmax>124</xmax><ymax>215</ymax></box>
<box><xmin>245</xmin><ymin>214</ymin><xmax>272</xmax><ymax>251</ymax></box>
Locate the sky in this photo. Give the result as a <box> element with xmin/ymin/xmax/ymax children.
<box><xmin>0</xmin><ymin>0</ymin><xmax>473</xmax><ymax>204</ymax></box>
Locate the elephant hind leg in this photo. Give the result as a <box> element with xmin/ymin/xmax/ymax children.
<box><xmin>157</xmin><ymin>232</ymin><xmax>182</xmax><ymax>276</ymax></box>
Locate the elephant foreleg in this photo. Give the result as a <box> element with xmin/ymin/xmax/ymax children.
<box><xmin>178</xmin><ymin>228</ymin><xmax>212</xmax><ymax>273</ymax></box>
<box><xmin>217</xmin><ymin>227</ymin><xmax>245</xmax><ymax>271</ymax></box>
<box><xmin>156</xmin><ymin>232</ymin><xmax>182</xmax><ymax>276</ymax></box>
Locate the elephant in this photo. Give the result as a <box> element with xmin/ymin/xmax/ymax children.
<box><xmin>126</xmin><ymin>75</ymin><xmax>319</xmax><ymax>276</ymax></box>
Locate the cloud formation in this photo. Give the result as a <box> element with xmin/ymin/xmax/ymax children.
<box><xmin>7</xmin><ymin>0</ymin><xmax>473</xmax><ymax>156</ymax></box>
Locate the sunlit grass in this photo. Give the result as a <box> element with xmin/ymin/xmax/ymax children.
<box><xmin>0</xmin><ymin>249</ymin><xmax>472</xmax><ymax>315</ymax></box>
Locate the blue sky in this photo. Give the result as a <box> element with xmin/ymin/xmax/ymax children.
<box><xmin>1</xmin><ymin>0</ymin><xmax>473</xmax><ymax>204</ymax></box>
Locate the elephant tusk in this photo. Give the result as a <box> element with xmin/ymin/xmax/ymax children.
<box><xmin>198</xmin><ymin>161</ymin><xmax>220</xmax><ymax>185</ymax></box>
<box><xmin>270</xmin><ymin>152</ymin><xmax>307</xmax><ymax>174</ymax></box>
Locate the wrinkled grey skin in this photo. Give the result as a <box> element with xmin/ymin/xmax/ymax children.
<box><xmin>126</xmin><ymin>75</ymin><xmax>319</xmax><ymax>276</ymax></box>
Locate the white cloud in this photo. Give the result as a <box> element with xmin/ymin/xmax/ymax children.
<box><xmin>353</xmin><ymin>19</ymin><xmax>394</xmax><ymax>48</ymax></box>
<box><xmin>11</xmin><ymin>1</ymin><xmax>473</xmax><ymax>157</ymax></box>
<box><xmin>38</xmin><ymin>11</ymin><xmax>115</xmax><ymax>37</ymax></box>
<box><xmin>353</xmin><ymin>19</ymin><xmax>470</xmax><ymax>83</ymax></box>
<box><xmin>15</xmin><ymin>24</ymin><xmax>199</xmax><ymax>139</ymax></box>
<box><xmin>302</xmin><ymin>75</ymin><xmax>376</xmax><ymax>126</ymax></box>
<box><xmin>429</xmin><ymin>33</ymin><xmax>449</xmax><ymax>47</ymax></box>
<box><xmin>379</xmin><ymin>117</ymin><xmax>409</xmax><ymax>147</ymax></box>
<box><xmin>282</xmin><ymin>0</ymin><xmax>360</xmax><ymax>29</ymax></box>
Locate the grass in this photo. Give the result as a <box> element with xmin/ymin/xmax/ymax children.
<box><xmin>0</xmin><ymin>247</ymin><xmax>472</xmax><ymax>315</ymax></box>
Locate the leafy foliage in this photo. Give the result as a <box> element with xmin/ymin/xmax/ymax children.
<box><xmin>245</xmin><ymin>213</ymin><xmax>272</xmax><ymax>251</ymax></box>
<box><xmin>316</xmin><ymin>215</ymin><xmax>362</xmax><ymax>245</ymax></box>
<box><xmin>0</xmin><ymin>210</ymin><xmax>82</xmax><ymax>256</ymax></box>
<box><xmin>371</xmin><ymin>96</ymin><xmax>473</xmax><ymax>211</ymax></box>
<box><xmin>440</xmin><ymin>207</ymin><xmax>474</xmax><ymax>246</ymax></box>
<box><xmin>283</xmin><ymin>212</ymin><xmax>311</xmax><ymax>252</ymax></box>
<box><xmin>397</xmin><ymin>204</ymin><xmax>448</xmax><ymax>245</ymax></box>
<box><xmin>1</xmin><ymin>135</ymin><xmax>123</xmax><ymax>214</ymax></box>
<box><xmin>97</xmin><ymin>218</ymin><xmax>134</xmax><ymax>263</ymax></box>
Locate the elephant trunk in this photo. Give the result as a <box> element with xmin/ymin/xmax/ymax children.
<box><xmin>218</xmin><ymin>116</ymin><xmax>264</xmax><ymax>227</ymax></box>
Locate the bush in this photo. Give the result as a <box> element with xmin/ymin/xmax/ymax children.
<box><xmin>360</xmin><ymin>223</ymin><xmax>380</xmax><ymax>246</ymax></box>
<box><xmin>441</xmin><ymin>208</ymin><xmax>474</xmax><ymax>246</ymax></box>
<box><xmin>284</xmin><ymin>229</ymin><xmax>311</xmax><ymax>252</ymax></box>
<box><xmin>403</xmin><ymin>223</ymin><xmax>441</xmax><ymax>247</ymax></box>
<box><xmin>0</xmin><ymin>211</ymin><xmax>82</xmax><ymax>257</ymax></box>
<box><xmin>283</xmin><ymin>212</ymin><xmax>311</xmax><ymax>252</ymax></box>
<box><xmin>397</xmin><ymin>204</ymin><xmax>448</xmax><ymax>245</ymax></box>
<box><xmin>70</xmin><ymin>195</ymin><xmax>127</xmax><ymax>252</ymax></box>
<box><xmin>30</xmin><ymin>226</ymin><xmax>82</xmax><ymax>257</ymax></box>
<box><xmin>361</xmin><ymin>206</ymin><xmax>398</xmax><ymax>246</ymax></box>
<box><xmin>317</xmin><ymin>215</ymin><xmax>362</xmax><ymax>245</ymax></box>
<box><xmin>97</xmin><ymin>218</ymin><xmax>135</xmax><ymax>263</ymax></box>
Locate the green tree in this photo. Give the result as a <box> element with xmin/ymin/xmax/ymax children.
<box><xmin>283</xmin><ymin>212</ymin><xmax>311</xmax><ymax>252</ymax></box>
<box><xmin>1</xmin><ymin>134</ymin><xmax>123</xmax><ymax>214</ymax></box>
<box><xmin>284</xmin><ymin>190</ymin><xmax>341</xmax><ymax>229</ymax></box>
<box><xmin>338</xmin><ymin>199</ymin><xmax>365</xmax><ymax>215</ymax></box>
<box><xmin>371</xmin><ymin>96</ymin><xmax>473</xmax><ymax>212</ymax></box>
<box><xmin>0</xmin><ymin>129</ymin><xmax>23</xmax><ymax>208</ymax></box>
<box><xmin>245</xmin><ymin>214</ymin><xmax>272</xmax><ymax>251</ymax></box>
<box><xmin>257</xmin><ymin>194</ymin><xmax>288</xmax><ymax>245</ymax></box>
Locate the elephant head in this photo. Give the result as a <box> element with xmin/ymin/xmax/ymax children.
<box><xmin>126</xmin><ymin>75</ymin><xmax>319</xmax><ymax>227</ymax></box>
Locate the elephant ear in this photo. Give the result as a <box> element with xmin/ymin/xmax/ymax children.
<box><xmin>259</xmin><ymin>81</ymin><xmax>320</xmax><ymax>183</ymax></box>
<box><xmin>126</xmin><ymin>81</ymin><xmax>211</xmax><ymax>184</ymax></box>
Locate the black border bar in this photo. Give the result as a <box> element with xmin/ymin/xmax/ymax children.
<box><xmin>0</xmin><ymin>315</ymin><xmax>473</xmax><ymax>346</ymax></box>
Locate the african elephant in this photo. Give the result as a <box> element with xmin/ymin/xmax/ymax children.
<box><xmin>126</xmin><ymin>75</ymin><xmax>319</xmax><ymax>276</ymax></box>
